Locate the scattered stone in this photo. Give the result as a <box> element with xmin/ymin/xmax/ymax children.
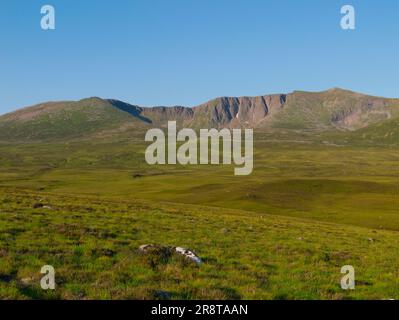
<box><xmin>175</xmin><ymin>247</ymin><xmax>202</xmax><ymax>265</ymax></box>
<box><xmin>33</xmin><ymin>203</ymin><xmax>53</xmax><ymax>210</ymax></box>
<box><xmin>20</xmin><ymin>277</ymin><xmax>34</xmax><ymax>286</ymax></box>
<box><xmin>139</xmin><ymin>244</ymin><xmax>159</xmax><ymax>253</ymax></box>
<box><xmin>139</xmin><ymin>244</ymin><xmax>202</xmax><ymax>265</ymax></box>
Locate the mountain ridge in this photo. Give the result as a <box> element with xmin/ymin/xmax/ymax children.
<box><xmin>1</xmin><ymin>88</ymin><xmax>399</xmax><ymax>141</ymax></box>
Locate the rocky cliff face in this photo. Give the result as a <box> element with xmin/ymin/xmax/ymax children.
<box><xmin>189</xmin><ymin>94</ymin><xmax>287</xmax><ymax>128</ymax></box>
<box><xmin>1</xmin><ymin>88</ymin><xmax>398</xmax><ymax>141</ymax></box>
<box><xmin>109</xmin><ymin>93</ymin><xmax>288</xmax><ymax>129</ymax></box>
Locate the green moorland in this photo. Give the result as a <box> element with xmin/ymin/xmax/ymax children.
<box><xmin>1</xmin><ymin>126</ymin><xmax>399</xmax><ymax>299</ymax></box>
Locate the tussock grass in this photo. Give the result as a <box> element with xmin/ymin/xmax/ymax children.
<box><xmin>1</xmin><ymin>131</ymin><xmax>399</xmax><ymax>299</ymax></box>
<box><xmin>0</xmin><ymin>190</ymin><xmax>399</xmax><ymax>299</ymax></box>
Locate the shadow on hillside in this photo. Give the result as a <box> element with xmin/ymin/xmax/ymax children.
<box><xmin>108</xmin><ymin>100</ymin><xmax>152</xmax><ymax>124</ymax></box>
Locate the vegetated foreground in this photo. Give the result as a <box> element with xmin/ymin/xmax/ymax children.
<box><xmin>1</xmin><ymin>136</ymin><xmax>399</xmax><ymax>299</ymax></box>
<box><xmin>1</xmin><ymin>188</ymin><xmax>399</xmax><ymax>300</ymax></box>
<box><xmin>1</xmin><ymin>88</ymin><xmax>399</xmax><ymax>299</ymax></box>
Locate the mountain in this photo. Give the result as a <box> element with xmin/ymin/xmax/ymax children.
<box><xmin>1</xmin><ymin>88</ymin><xmax>399</xmax><ymax>141</ymax></box>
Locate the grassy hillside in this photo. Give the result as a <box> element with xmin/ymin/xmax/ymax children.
<box><xmin>1</xmin><ymin>135</ymin><xmax>399</xmax><ymax>299</ymax></box>
<box><xmin>270</xmin><ymin>89</ymin><xmax>398</xmax><ymax>131</ymax></box>
<box><xmin>1</xmin><ymin>89</ymin><xmax>398</xmax><ymax>141</ymax></box>
<box><xmin>1</xmin><ymin>89</ymin><xmax>399</xmax><ymax>299</ymax></box>
<box><xmin>1</xmin><ymin>137</ymin><xmax>399</xmax><ymax>230</ymax></box>
<box><xmin>1</xmin><ymin>188</ymin><xmax>399</xmax><ymax>300</ymax></box>
<box><xmin>0</xmin><ymin>98</ymin><xmax>148</xmax><ymax>141</ymax></box>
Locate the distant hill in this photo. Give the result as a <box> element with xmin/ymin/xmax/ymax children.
<box><xmin>1</xmin><ymin>88</ymin><xmax>399</xmax><ymax>141</ymax></box>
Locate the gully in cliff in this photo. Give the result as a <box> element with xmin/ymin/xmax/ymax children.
<box><xmin>145</xmin><ymin>121</ymin><xmax>253</xmax><ymax>176</ymax></box>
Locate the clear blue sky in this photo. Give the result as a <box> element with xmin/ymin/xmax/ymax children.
<box><xmin>1</xmin><ymin>0</ymin><xmax>398</xmax><ymax>114</ymax></box>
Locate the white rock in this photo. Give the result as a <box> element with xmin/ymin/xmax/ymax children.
<box><xmin>175</xmin><ymin>247</ymin><xmax>202</xmax><ymax>265</ymax></box>
<box><xmin>139</xmin><ymin>244</ymin><xmax>155</xmax><ymax>252</ymax></box>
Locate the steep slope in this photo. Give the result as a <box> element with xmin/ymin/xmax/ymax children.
<box><xmin>270</xmin><ymin>88</ymin><xmax>398</xmax><ymax>131</ymax></box>
<box><xmin>0</xmin><ymin>88</ymin><xmax>398</xmax><ymax>141</ymax></box>
<box><xmin>0</xmin><ymin>97</ymin><xmax>149</xmax><ymax>141</ymax></box>
<box><xmin>188</xmin><ymin>94</ymin><xmax>287</xmax><ymax>128</ymax></box>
